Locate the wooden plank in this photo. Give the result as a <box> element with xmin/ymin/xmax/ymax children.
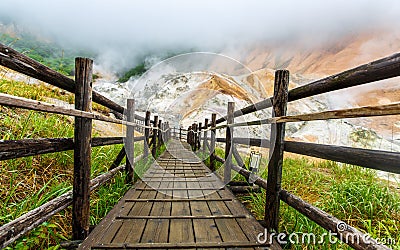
<box><xmin>149</xmin><ymin>171</ymin><xmax>207</xmax><ymax>174</ymax></box>
<box><xmin>96</xmin><ymin>221</ymin><xmax>123</xmax><ymax>245</ymax></box>
<box><xmin>190</xmin><ymin>181</ymin><xmax>222</xmax><ymax>243</ymax></box>
<box><xmin>140</xmin><ymin>172</ymin><xmax>170</xmax><ymax>244</ymax></box>
<box><xmin>118</xmin><ymin>182</ymin><xmax>147</xmax><ymax>216</ymax></box>
<box><xmin>280</xmin><ymin>189</ymin><xmax>391</xmax><ymax>250</ymax></box>
<box><xmin>217</xmin><ymin>189</ymin><xmax>281</xmax><ymax>249</ymax></box>
<box><xmin>92</xmin><ymin>241</ymin><xmax>271</xmax><ymax>249</ymax></box>
<box><xmin>113</xmin><ymin>180</ymin><xmax>159</xmax><ymax>244</ymax></box>
<box><xmin>72</xmin><ymin>57</ymin><xmax>93</xmax><ymax>240</ymax></box>
<box><xmin>143</xmin><ymin>179</ymin><xmax>216</xmax><ymax>182</ymax></box>
<box><xmin>169</xmin><ymin>175</ymin><xmax>194</xmax><ymax>244</ymax></box>
<box><xmin>125</xmin><ymin>198</ymin><xmax>232</xmax><ymax>202</ymax></box>
<box><xmin>205</xmin><ymin>192</ymin><xmax>248</xmax><ymax>243</ymax></box>
<box><xmin>78</xmin><ymin>187</ymin><xmax>137</xmax><ymax>249</ymax></box>
<box><xmin>284</xmin><ymin>141</ymin><xmax>400</xmax><ymax>174</ymax></box>
<box><xmin>140</xmin><ymin>217</ymin><xmax>169</xmax><ymax>244</ymax></box>
<box><xmin>265</xmin><ymin>69</ymin><xmax>289</xmax><ymax>232</ymax></box>
<box><xmin>135</xmin><ymin>188</ymin><xmax>223</xmax><ymax>191</ymax></box>
<box><xmin>198</xmin><ymin>178</ymin><xmax>250</xmax><ymax>245</ymax></box>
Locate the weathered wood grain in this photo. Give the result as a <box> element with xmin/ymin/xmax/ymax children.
<box><xmin>284</xmin><ymin>141</ymin><xmax>400</xmax><ymax>174</ymax></box>
<box><xmin>72</xmin><ymin>58</ymin><xmax>93</xmax><ymax>240</ymax></box>
<box><xmin>0</xmin><ymin>136</ymin><xmax>143</xmax><ymax>161</ymax></box>
<box><xmin>0</xmin><ymin>93</ymin><xmax>136</xmax><ymax>126</ymax></box>
<box><xmin>224</xmin><ymin>102</ymin><xmax>234</xmax><ymax>184</ymax></box>
<box><xmin>151</xmin><ymin>116</ymin><xmax>158</xmax><ymax>157</ymax></box>
<box><xmin>265</xmin><ymin>70</ymin><xmax>289</xmax><ymax>232</ymax></box>
<box><xmin>225</xmin><ymin>102</ymin><xmax>400</xmax><ymax>127</ymax></box>
<box><xmin>125</xmin><ymin>99</ymin><xmax>135</xmax><ymax>183</ymax></box>
<box><xmin>143</xmin><ymin>111</ymin><xmax>151</xmax><ymax>157</ymax></box>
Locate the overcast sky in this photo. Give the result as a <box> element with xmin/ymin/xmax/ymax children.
<box><xmin>1</xmin><ymin>0</ymin><xmax>399</xmax><ymax>70</ymax></box>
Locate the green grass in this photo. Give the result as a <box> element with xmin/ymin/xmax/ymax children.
<box><xmin>0</xmin><ymin>79</ymin><xmax>149</xmax><ymax>248</ymax></box>
<box><xmin>205</xmin><ymin>147</ymin><xmax>400</xmax><ymax>249</ymax></box>
<box><xmin>117</xmin><ymin>63</ymin><xmax>146</xmax><ymax>83</ymax></box>
<box><xmin>0</xmin><ymin>33</ymin><xmax>93</xmax><ymax>76</ymax></box>
<box><xmin>0</xmin><ymin>78</ymin><xmax>109</xmax><ymax>114</ymax></box>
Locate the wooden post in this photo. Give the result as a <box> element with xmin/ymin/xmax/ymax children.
<box><xmin>157</xmin><ymin>120</ymin><xmax>163</xmax><ymax>148</ymax></box>
<box><xmin>265</xmin><ymin>70</ymin><xmax>289</xmax><ymax>232</ymax></box>
<box><xmin>210</xmin><ymin>113</ymin><xmax>217</xmax><ymax>171</ymax></box>
<box><xmin>193</xmin><ymin>123</ymin><xmax>198</xmax><ymax>151</ymax></box>
<box><xmin>125</xmin><ymin>99</ymin><xmax>135</xmax><ymax>183</ymax></box>
<box><xmin>187</xmin><ymin>126</ymin><xmax>191</xmax><ymax>144</ymax></box>
<box><xmin>109</xmin><ymin>147</ymin><xmax>126</xmax><ymax>170</ymax></box>
<box><xmin>163</xmin><ymin>122</ymin><xmax>166</xmax><ymax>143</ymax></box>
<box><xmin>151</xmin><ymin>116</ymin><xmax>158</xmax><ymax>157</ymax></box>
<box><xmin>198</xmin><ymin>122</ymin><xmax>202</xmax><ymax>150</ymax></box>
<box><xmin>144</xmin><ymin>111</ymin><xmax>151</xmax><ymax>158</ymax></box>
<box><xmin>203</xmin><ymin>118</ymin><xmax>209</xmax><ymax>153</ymax></box>
<box><xmin>179</xmin><ymin>128</ymin><xmax>182</xmax><ymax>140</ymax></box>
<box><xmin>72</xmin><ymin>57</ymin><xmax>93</xmax><ymax>240</ymax></box>
<box><xmin>166</xmin><ymin>122</ymin><xmax>170</xmax><ymax>141</ymax></box>
<box><xmin>224</xmin><ymin>102</ymin><xmax>235</xmax><ymax>184</ymax></box>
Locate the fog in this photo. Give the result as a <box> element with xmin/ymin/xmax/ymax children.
<box><xmin>1</xmin><ymin>0</ymin><xmax>399</xmax><ymax>70</ymax></box>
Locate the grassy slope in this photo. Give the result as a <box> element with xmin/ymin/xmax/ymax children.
<box><xmin>210</xmin><ymin>149</ymin><xmax>400</xmax><ymax>249</ymax></box>
<box><xmin>0</xmin><ymin>33</ymin><xmax>90</xmax><ymax>76</ymax></box>
<box><xmin>0</xmin><ymin>79</ymin><xmax>148</xmax><ymax>249</ymax></box>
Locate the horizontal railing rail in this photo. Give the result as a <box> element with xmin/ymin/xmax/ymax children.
<box><xmin>0</xmin><ymin>136</ymin><xmax>146</xmax><ymax>161</ymax></box>
<box><xmin>215</xmin><ymin>52</ymin><xmax>400</xmax><ymax>124</ymax></box>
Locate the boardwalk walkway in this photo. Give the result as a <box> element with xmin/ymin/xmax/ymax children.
<box><xmin>79</xmin><ymin>140</ymin><xmax>280</xmax><ymax>249</ymax></box>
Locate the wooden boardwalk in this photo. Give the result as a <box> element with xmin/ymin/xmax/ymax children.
<box><xmin>79</xmin><ymin>140</ymin><xmax>280</xmax><ymax>249</ymax></box>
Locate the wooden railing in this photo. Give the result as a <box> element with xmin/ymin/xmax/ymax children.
<box><xmin>0</xmin><ymin>43</ymin><xmax>173</xmax><ymax>248</ymax></box>
<box><xmin>187</xmin><ymin>53</ymin><xmax>400</xmax><ymax>250</ymax></box>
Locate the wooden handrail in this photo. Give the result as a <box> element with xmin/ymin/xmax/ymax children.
<box><xmin>0</xmin><ymin>93</ymin><xmax>136</xmax><ymax>126</ymax></box>
<box><xmin>216</xmin><ymin>102</ymin><xmax>400</xmax><ymax>128</ymax></box>
<box><xmin>213</xmin><ymin>137</ymin><xmax>400</xmax><ymax>174</ymax></box>
<box><xmin>0</xmin><ymin>137</ymin><xmax>145</xmax><ymax>161</ymax></box>
<box><xmin>215</xmin><ymin>52</ymin><xmax>400</xmax><ymax>124</ymax></box>
<box><xmin>284</xmin><ymin>141</ymin><xmax>400</xmax><ymax>174</ymax></box>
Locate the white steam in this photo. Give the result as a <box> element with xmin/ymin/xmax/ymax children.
<box><xmin>0</xmin><ymin>0</ymin><xmax>400</xmax><ymax>70</ymax></box>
